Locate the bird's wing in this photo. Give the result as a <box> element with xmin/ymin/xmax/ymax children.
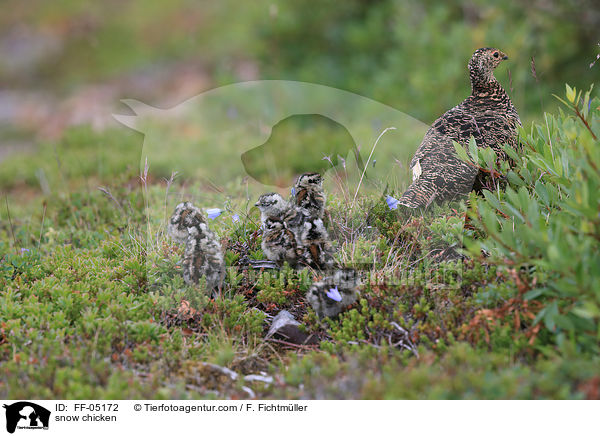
<box><xmin>409</xmin><ymin>105</ymin><xmax>481</xmax><ymax>170</ymax></box>
<box><xmin>399</xmin><ymin>132</ymin><xmax>477</xmax><ymax>208</ymax></box>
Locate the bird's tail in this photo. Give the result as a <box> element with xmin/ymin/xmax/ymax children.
<box><xmin>398</xmin><ymin>177</ymin><xmax>439</xmax><ymax>209</ymax></box>
<box><xmin>398</xmin><ymin>164</ymin><xmax>477</xmax><ymax>209</ymax></box>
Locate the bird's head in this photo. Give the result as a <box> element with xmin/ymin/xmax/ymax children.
<box><xmin>172</xmin><ymin>202</ymin><xmax>207</xmax><ymax>227</ymax></box>
<box><xmin>168</xmin><ymin>202</ymin><xmax>207</xmax><ymax>243</ymax></box>
<box><xmin>295</xmin><ymin>172</ymin><xmax>323</xmax><ymax>189</ymax></box>
<box><xmin>468</xmin><ymin>47</ymin><xmax>509</xmax><ymax>89</ymax></box>
<box><xmin>255</xmin><ymin>193</ymin><xmax>289</xmax><ymax>217</ymax></box>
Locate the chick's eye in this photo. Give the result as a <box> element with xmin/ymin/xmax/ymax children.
<box><xmin>493</xmin><ymin>52</ymin><xmax>499</xmax><ymax>58</ymax></box>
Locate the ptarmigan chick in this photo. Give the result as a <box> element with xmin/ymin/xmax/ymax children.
<box><xmin>399</xmin><ymin>47</ymin><xmax>521</xmax><ymax>208</ymax></box>
<box><xmin>307</xmin><ymin>269</ymin><xmax>360</xmax><ymax>319</ymax></box>
<box><xmin>295</xmin><ymin>213</ymin><xmax>335</xmax><ymax>271</ymax></box>
<box><xmin>255</xmin><ymin>193</ymin><xmax>301</xmax><ymax>267</ymax></box>
<box><xmin>255</xmin><ymin>192</ymin><xmax>335</xmax><ymax>270</ymax></box>
<box><xmin>293</xmin><ymin>172</ymin><xmax>325</xmax><ymax>219</ymax></box>
<box><xmin>167</xmin><ymin>202</ymin><xmax>225</xmax><ymax>291</ymax></box>
<box><xmin>167</xmin><ymin>202</ymin><xmax>204</xmax><ymax>243</ymax></box>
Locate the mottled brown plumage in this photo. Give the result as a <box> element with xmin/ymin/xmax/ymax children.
<box><xmin>293</xmin><ymin>172</ymin><xmax>326</xmax><ymax>219</ymax></box>
<box><xmin>256</xmin><ymin>193</ymin><xmax>301</xmax><ymax>267</ymax></box>
<box><xmin>399</xmin><ymin>47</ymin><xmax>521</xmax><ymax>208</ymax></box>
<box><xmin>255</xmin><ymin>192</ymin><xmax>335</xmax><ymax>270</ymax></box>
<box><xmin>295</xmin><ymin>213</ymin><xmax>335</xmax><ymax>270</ymax></box>
<box><xmin>307</xmin><ymin>269</ymin><xmax>360</xmax><ymax>319</ymax></box>
<box><xmin>167</xmin><ymin>202</ymin><xmax>225</xmax><ymax>291</ymax></box>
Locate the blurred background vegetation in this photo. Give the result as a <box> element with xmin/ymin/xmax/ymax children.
<box><xmin>1</xmin><ymin>0</ymin><xmax>598</xmax><ymax>143</ymax></box>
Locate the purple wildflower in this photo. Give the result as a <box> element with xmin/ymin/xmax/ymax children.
<box><xmin>386</xmin><ymin>195</ymin><xmax>399</xmax><ymax>210</ymax></box>
<box><xmin>326</xmin><ymin>286</ymin><xmax>342</xmax><ymax>302</ymax></box>
<box><xmin>206</xmin><ymin>208</ymin><xmax>223</xmax><ymax>220</ymax></box>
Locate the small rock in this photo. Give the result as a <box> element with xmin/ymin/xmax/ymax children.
<box><xmin>231</xmin><ymin>354</ymin><xmax>270</xmax><ymax>374</ymax></box>
<box><xmin>243</xmin><ymin>374</ymin><xmax>274</xmax><ymax>384</ymax></box>
<box><xmin>266</xmin><ymin>310</ymin><xmax>318</xmax><ymax>345</ymax></box>
<box><xmin>203</xmin><ymin>363</ymin><xmax>238</xmax><ymax>380</ymax></box>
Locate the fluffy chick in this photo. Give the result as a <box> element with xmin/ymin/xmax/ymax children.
<box><xmin>295</xmin><ymin>214</ymin><xmax>335</xmax><ymax>271</ymax></box>
<box><xmin>307</xmin><ymin>269</ymin><xmax>360</xmax><ymax>319</ymax></box>
<box><xmin>293</xmin><ymin>172</ymin><xmax>326</xmax><ymax>219</ymax></box>
<box><xmin>167</xmin><ymin>201</ymin><xmax>205</xmax><ymax>243</ymax></box>
<box><xmin>167</xmin><ymin>202</ymin><xmax>225</xmax><ymax>290</ymax></box>
<box><xmin>256</xmin><ymin>192</ymin><xmax>335</xmax><ymax>270</ymax></box>
<box><xmin>255</xmin><ymin>193</ymin><xmax>301</xmax><ymax>267</ymax></box>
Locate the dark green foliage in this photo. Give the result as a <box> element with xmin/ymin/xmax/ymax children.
<box><xmin>273</xmin><ymin>342</ymin><xmax>600</xmax><ymax>399</ymax></box>
<box><xmin>462</xmin><ymin>85</ymin><xmax>600</xmax><ymax>353</ymax></box>
<box><xmin>257</xmin><ymin>0</ymin><xmax>599</xmax><ymax>123</ymax></box>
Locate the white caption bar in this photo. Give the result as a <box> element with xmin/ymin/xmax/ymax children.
<box><xmin>0</xmin><ymin>400</ymin><xmax>597</xmax><ymax>435</ymax></box>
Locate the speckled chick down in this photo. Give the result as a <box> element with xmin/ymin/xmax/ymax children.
<box><xmin>307</xmin><ymin>269</ymin><xmax>360</xmax><ymax>319</ymax></box>
<box><xmin>256</xmin><ymin>193</ymin><xmax>301</xmax><ymax>267</ymax></box>
<box><xmin>293</xmin><ymin>172</ymin><xmax>326</xmax><ymax>219</ymax></box>
<box><xmin>167</xmin><ymin>202</ymin><xmax>225</xmax><ymax>290</ymax></box>
<box><xmin>255</xmin><ymin>192</ymin><xmax>335</xmax><ymax>270</ymax></box>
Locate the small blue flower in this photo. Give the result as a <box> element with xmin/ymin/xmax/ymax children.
<box><xmin>231</xmin><ymin>214</ymin><xmax>240</xmax><ymax>223</ymax></box>
<box><xmin>20</xmin><ymin>248</ymin><xmax>30</xmax><ymax>254</ymax></box>
<box><xmin>206</xmin><ymin>208</ymin><xmax>223</xmax><ymax>220</ymax></box>
<box><xmin>291</xmin><ymin>187</ymin><xmax>296</xmax><ymax>196</ymax></box>
<box><xmin>326</xmin><ymin>286</ymin><xmax>342</xmax><ymax>302</ymax></box>
<box><xmin>386</xmin><ymin>195</ymin><xmax>399</xmax><ymax>210</ymax></box>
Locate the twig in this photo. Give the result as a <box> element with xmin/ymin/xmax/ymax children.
<box><xmin>574</xmin><ymin>106</ymin><xmax>598</xmax><ymax>141</ymax></box>
<box><xmin>351</xmin><ymin>127</ymin><xmax>396</xmax><ymax>210</ymax></box>
<box><xmin>266</xmin><ymin>337</ymin><xmax>318</xmax><ymax>350</ymax></box>
<box><xmin>98</xmin><ymin>186</ymin><xmax>124</xmax><ymax>212</ymax></box>
<box><xmin>163</xmin><ymin>171</ymin><xmax>179</xmax><ymax>222</ymax></box>
<box><xmin>4</xmin><ymin>196</ymin><xmax>17</xmax><ymax>249</ymax></box>
<box><xmin>390</xmin><ymin>321</ymin><xmax>419</xmax><ymax>357</ymax></box>
<box><xmin>38</xmin><ymin>201</ymin><xmax>47</xmax><ymax>248</ymax></box>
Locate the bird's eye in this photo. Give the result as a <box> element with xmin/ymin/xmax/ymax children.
<box><xmin>493</xmin><ymin>52</ymin><xmax>499</xmax><ymax>58</ymax></box>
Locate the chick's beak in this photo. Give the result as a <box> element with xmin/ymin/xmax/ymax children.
<box><xmin>501</xmin><ymin>51</ymin><xmax>508</xmax><ymax>60</ymax></box>
<box><xmin>254</xmin><ymin>201</ymin><xmax>259</xmax><ymax>207</ymax></box>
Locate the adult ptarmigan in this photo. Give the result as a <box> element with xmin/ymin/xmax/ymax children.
<box><xmin>399</xmin><ymin>47</ymin><xmax>521</xmax><ymax>208</ymax></box>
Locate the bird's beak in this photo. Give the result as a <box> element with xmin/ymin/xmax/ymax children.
<box><xmin>501</xmin><ymin>52</ymin><xmax>508</xmax><ymax>60</ymax></box>
<box><xmin>254</xmin><ymin>201</ymin><xmax>259</xmax><ymax>207</ymax></box>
